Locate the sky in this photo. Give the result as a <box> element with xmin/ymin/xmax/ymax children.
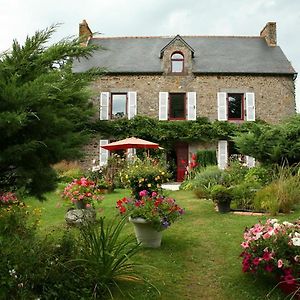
<box><xmin>1</xmin><ymin>0</ymin><xmax>299</xmax><ymax>111</ymax></box>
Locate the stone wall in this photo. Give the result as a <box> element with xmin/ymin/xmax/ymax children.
<box><xmin>91</xmin><ymin>73</ymin><xmax>295</xmax><ymax>123</ymax></box>
<box><xmin>80</xmin><ymin>72</ymin><xmax>295</xmax><ymax>169</ymax></box>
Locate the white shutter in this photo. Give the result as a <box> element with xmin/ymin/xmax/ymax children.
<box><xmin>128</xmin><ymin>92</ymin><xmax>137</xmax><ymax>120</ymax></box>
<box><xmin>187</xmin><ymin>92</ymin><xmax>197</xmax><ymax>120</ymax></box>
<box><xmin>218</xmin><ymin>140</ymin><xmax>228</xmax><ymax>170</ymax></box>
<box><xmin>159</xmin><ymin>92</ymin><xmax>169</xmax><ymax>120</ymax></box>
<box><xmin>100</xmin><ymin>92</ymin><xmax>109</xmax><ymax>120</ymax></box>
<box><xmin>246</xmin><ymin>92</ymin><xmax>255</xmax><ymax>121</ymax></box>
<box><xmin>217</xmin><ymin>92</ymin><xmax>227</xmax><ymax>121</ymax></box>
<box><xmin>127</xmin><ymin>148</ymin><xmax>136</xmax><ymax>161</ymax></box>
<box><xmin>246</xmin><ymin>156</ymin><xmax>255</xmax><ymax>168</ymax></box>
<box><xmin>99</xmin><ymin>140</ymin><xmax>109</xmax><ymax>166</ymax></box>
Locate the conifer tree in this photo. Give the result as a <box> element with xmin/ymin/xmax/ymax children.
<box><xmin>0</xmin><ymin>25</ymin><xmax>98</xmax><ymax>197</ymax></box>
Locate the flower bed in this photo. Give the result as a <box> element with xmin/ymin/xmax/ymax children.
<box><xmin>240</xmin><ymin>219</ymin><xmax>300</xmax><ymax>295</ymax></box>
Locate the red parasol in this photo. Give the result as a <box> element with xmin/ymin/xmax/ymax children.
<box><xmin>100</xmin><ymin>137</ymin><xmax>160</xmax><ymax>151</ymax></box>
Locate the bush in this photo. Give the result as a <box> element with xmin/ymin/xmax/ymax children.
<box><xmin>253</xmin><ymin>174</ymin><xmax>300</xmax><ymax>214</ymax></box>
<box><xmin>0</xmin><ymin>205</ymin><xmax>148</xmax><ymax>299</ymax></box>
<box><xmin>230</xmin><ymin>181</ymin><xmax>261</xmax><ymax>211</ymax></box>
<box><xmin>209</xmin><ymin>184</ymin><xmax>232</xmax><ymax>204</ymax></box>
<box><xmin>181</xmin><ymin>165</ymin><xmax>224</xmax><ymax>197</ymax></box>
<box><xmin>223</xmin><ymin>160</ymin><xmax>249</xmax><ymax>186</ymax></box>
<box><xmin>121</xmin><ymin>158</ymin><xmax>170</xmax><ymax>199</ymax></box>
<box><xmin>53</xmin><ymin>160</ymin><xmax>84</xmax><ymax>183</ymax></box>
<box><xmin>196</xmin><ymin>149</ymin><xmax>217</xmax><ymax>167</ymax></box>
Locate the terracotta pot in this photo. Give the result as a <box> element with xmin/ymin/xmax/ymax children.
<box><xmin>129</xmin><ymin>217</ymin><xmax>162</xmax><ymax>248</ymax></box>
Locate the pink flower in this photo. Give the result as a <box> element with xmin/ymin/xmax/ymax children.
<box><xmin>151</xmin><ymin>191</ymin><xmax>157</xmax><ymax>197</ymax></box>
<box><xmin>263</xmin><ymin>232</ymin><xmax>271</xmax><ymax>239</ymax></box>
<box><xmin>241</xmin><ymin>241</ymin><xmax>249</xmax><ymax>249</ymax></box>
<box><xmin>277</xmin><ymin>259</ymin><xmax>283</xmax><ymax>268</ymax></box>
<box><xmin>139</xmin><ymin>190</ymin><xmax>148</xmax><ymax>197</ymax></box>
<box><xmin>262</xmin><ymin>251</ymin><xmax>272</xmax><ymax>261</ymax></box>
<box><xmin>252</xmin><ymin>257</ymin><xmax>260</xmax><ymax>266</ymax></box>
<box><xmin>86</xmin><ymin>203</ymin><xmax>91</xmax><ymax>208</ymax></box>
<box><xmin>265</xmin><ymin>264</ymin><xmax>273</xmax><ymax>272</ymax></box>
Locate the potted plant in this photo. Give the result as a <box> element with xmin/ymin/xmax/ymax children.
<box><xmin>62</xmin><ymin>177</ymin><xmax>104</xmax><ymax>209</ymax></box>
<box><xmin>116</xmin><ymin>190</ymin><xmax>184</xmax><ymax>248</ymax></box>
<box><xmin>240</xmin><ymin>219</ymin><xmax>300</xmax><ymax>297</ymax></box>
<box><xmin>210</xmin><ymin>184</ymin><xmax>232</xmax><ymax>213</ymax></box>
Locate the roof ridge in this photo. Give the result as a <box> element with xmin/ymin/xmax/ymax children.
<box><xmin>91</xmin><ymin>35</ymin><xmax>263</xmax><ymax>40</ymax></box>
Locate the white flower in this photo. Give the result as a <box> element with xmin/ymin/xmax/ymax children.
<box><xmin>92</xmin><ymin>165</ymin><xmax>100</xmax><ymax>172</ymax></box>
<box><xmin>291</xmin><ymin>237</ymin><xmax>300</xmax><ymax>246</ymax></box>
<box><xmin>283</xmin><ymin>221</ymin><xmax>294</xmax><ymax>227</ymax></box>
<box><xmin>294</xmin><ymin>232</ymin><xmax>300</xmax><ymax>238</ymax></box>
<box><xmin>269</xmin><ymin>219</ymin><xmax>279</xmax><ymax>224</ymax></box>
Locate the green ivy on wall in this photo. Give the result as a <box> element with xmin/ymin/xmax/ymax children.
<box><xmin>90</xmin><ymin>116</ymin><xmax>264</xmax><ymax>149</ymax></box>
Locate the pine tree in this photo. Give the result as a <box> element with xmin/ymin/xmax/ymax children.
<box><xmin>0</xmin><ymin>25</ymin><xmax>99</xmax><ymax>197</ymax></box>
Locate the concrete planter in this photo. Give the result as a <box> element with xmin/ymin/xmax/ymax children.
<box><xmin>129</xmin><ymin>217</ymin><xmax>162</xmax><ymax>248</ymax></box>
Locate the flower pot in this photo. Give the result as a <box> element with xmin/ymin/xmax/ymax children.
<box><xmin>75</xmin><ymin>200</ymin><xmax>85</xmax><ymax>209</ymax></box>
<box><xmin>217</xmin><ymin>201</ymin><xmax>231</xmax><ymax>213</ymax></box>
<box><xmin>129</xmin><ymin>217</ymin><xmax>162</xmax><ymax>248</ymax></box>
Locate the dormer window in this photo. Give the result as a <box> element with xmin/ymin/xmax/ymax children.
<box><xmin>171</xmin><ymin>52</ymin><xmax>184</xmax><ymax>73</ymax></box>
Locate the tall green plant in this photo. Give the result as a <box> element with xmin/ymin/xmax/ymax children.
<box><xmin>254</xmin><ymin>165</ymin><xmax>300</xmax><ymax>214</ymax></box>
<box><xmin>196</xmin><ymin>149</ymin><xmax>217</xmax><ymax>167</ymax></box>
<box><xmin>78</xmin><ymin>217</ymin><xmax>147</xmax><ymax>298</ymax></box>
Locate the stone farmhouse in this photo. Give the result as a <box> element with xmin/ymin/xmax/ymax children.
<box><xmin>73</xmin><ymin>20</ymin><xmax>297</xmax><ymax>181</ymax></box>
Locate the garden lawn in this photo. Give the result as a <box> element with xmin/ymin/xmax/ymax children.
<box><xmin>25</xmin><ymin>189</ymin><xmax>300</xmax><ymax>300</ymax></box>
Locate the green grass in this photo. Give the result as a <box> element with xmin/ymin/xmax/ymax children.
<box><xmin>25</xmin><ymin>189</ymin><xmax>299</xmax><ymax>299</ymax></box>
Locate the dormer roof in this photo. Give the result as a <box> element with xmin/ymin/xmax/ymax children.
<box><xmin>159</xmin><ymin>34</ymin><xmax>195</xmax><ymax>58</ymax></box>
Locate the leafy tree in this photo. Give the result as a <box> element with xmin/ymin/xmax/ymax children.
<box><xmin>0</xmin><ymin>25</ymin><xmax>98</xmax><ymax>197</ymax></box>
<box><xmin>233</xmin><ymin>115</ymin><xmax>300</xmax><ymax>165</ymax></box>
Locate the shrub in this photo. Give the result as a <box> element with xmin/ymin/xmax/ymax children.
<box><xmin>244</xmin><ymin>165</ymin><xmax>273</xmax><ymax>186</ymax></box>
<box><xmin>209</xmin><ymin>184</ymin><xmax>232</xmax><ymax>204</ymax></box>
<box><xmin>230</xmin><ymin>181</ymin><xmax>260</xmax><ymax>211</ymax></box>
<box><xmin>254</xmin><ymin>175</ymin><xmax>300</xmax><ymax>214</ymax></box>
<box><xmin>181</xmin><ymin>165</ymin><xmax>224</xmax><ymax>196</ymax></box>
<box><xmin>0</xmin><ymin>204</ymin><xmax>148</xmax><ymax>299</ymax></box>
<box><xmin>195</xmin><ymin>149</ymin><xmax>217</xmax><ymax>167</ymax></box>
<box><xmin>121</xmin><ymin>158</ymin><xmax>170</xmax><ymax>199</ymax></box>
<box><xmin>223</xmin><ymin>160</ymin><xmax>249</xmax><ymax>186</ymax></box>
<box><xmin>53</xmin><ymin>160</ymin><xmax>84</xmax><ymax>183</ymax></box>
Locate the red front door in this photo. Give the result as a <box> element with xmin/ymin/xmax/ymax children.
<box><xmin>176</xmin><ymin>143</ymin><xmax>188</xmax><ymax>182</ymax></box>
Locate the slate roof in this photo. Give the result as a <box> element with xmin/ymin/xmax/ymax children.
<box><xmin>72</xmin><ymin>35</ymin><xmax>296</xmax><ymax>75</ymax></box>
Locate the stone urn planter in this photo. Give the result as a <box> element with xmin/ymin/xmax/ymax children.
<box><xmin>129</xmin><ymin>217</ymin><xmax>162</xmax><ymax>248</ymax></box>
<box><xmin>65</xmin><ymin>208</ymin><xmax>96</xmax><ymax>227</ymax></box>
<box><xmin>216</xmin><ymin>201</ymin><xmax>231</xmax><ymax>213</ymax></box>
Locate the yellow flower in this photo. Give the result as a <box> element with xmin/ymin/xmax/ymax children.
<box><xmin>125</xmin><ymin>175</ymin><xmax>128</xmax><ymax>179</ymax></box>
<box><xmin>147</xmin><ymin>183</ymin><xmax>152</xmax><ymax>187</ymax></box>
<box><xmin>161</xmin><ymin>172</ymin><xmax>165</xmax><ymax>175</ymax></box>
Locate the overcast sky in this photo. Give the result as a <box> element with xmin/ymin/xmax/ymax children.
<box><xmin>1</xmin><ymin>0</ymin><xmax>299</xmax><ymax>111</ymax></box>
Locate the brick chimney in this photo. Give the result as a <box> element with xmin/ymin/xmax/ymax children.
<box><xmin>260</xmin><ymin>22</ymin><xmax>277</xmax><ymax>46</ymax></box>
<box><xmin>79</xmin><ymin>19</ymin><xmax>92</xmax><ymax>45</ymax></box>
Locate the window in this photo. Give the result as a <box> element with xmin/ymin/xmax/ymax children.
<box><xmin>171</xmin><ymin>52</ymin><xmax>184</xmax><ymax>73</ymax></box>
<box><xmin>227</xmin><ymin>93</ymin><xmax>244</xmax><ymax>120</ymax></box>
<box><xmin>169</xmin><ymin>93</ymin><xmax>185</xmax><ymax>119</ymax></box>
<box><xmin>111</xmin><ymin>94</ymin><xmax>127</xmax><ymax>119</ymax></box>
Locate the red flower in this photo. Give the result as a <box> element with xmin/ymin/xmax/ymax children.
<box><xmin>191</xmin><ymin>153</ymin><xmax>197</xmax><ymax>161</ymax></box>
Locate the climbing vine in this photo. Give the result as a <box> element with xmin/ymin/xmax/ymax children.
<box><xmin>90</xmin><ymin>116</ymin><xmax>263</xmax><ymax>149</ymax></box>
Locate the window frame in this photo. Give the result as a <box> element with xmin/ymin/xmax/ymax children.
<box><xmin>227</xmin><ymin>93</ymin><xmax>245</xmax><ymax>121</ymax></box>
<box><xmin>169</xmin><ymin>92</ymin><xmax>186</xmax><ymax>120</ymax></box>
<box><xmin>110</xmin><ymin>93</ymin><xmax>128</xmax><ymax>119</ymax></box>
<box><xmin>171</xmin><ymin>52</ymin><xmax>184</xmax><ymax>73</ymax></box>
